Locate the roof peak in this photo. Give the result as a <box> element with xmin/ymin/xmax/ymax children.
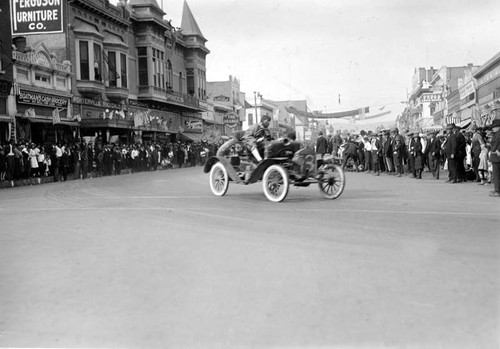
<box><xmin>181</xmin><ymin>1</ymin><xmax>205</xmax><ymax>39</ymax></box>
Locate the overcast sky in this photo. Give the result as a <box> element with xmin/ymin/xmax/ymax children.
<box><xmin>137</xmin><ymin>0</ymin><xmax>499</xmax><ymax>115</ymax></box>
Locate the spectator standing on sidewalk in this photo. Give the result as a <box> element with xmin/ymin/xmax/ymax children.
<box><xmin>426</xmin><ymin>130</ymin><xmax>441</xmax><ymax>180</ymax></box>
<box><xmin>487</xmin><ymin>118</ymin><xmax>500</xmax><ymax>197</ymax></box>
<box><xmin>391</xmin><ymin>127</ymin><xmax>405</xmax><ymax>177</ymax></box>
<box><xmin>445</xmin><ymin>123</ymin><xmax>458</xmax><ymax>183</ymax></box>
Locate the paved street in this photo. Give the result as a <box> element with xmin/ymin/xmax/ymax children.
<box><xmin>0</xmin><ymin>167</ymin><xmax>499</xmax><ymax>348</ymax></box>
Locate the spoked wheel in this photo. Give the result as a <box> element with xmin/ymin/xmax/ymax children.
<box><xmin>263</xmin><ymin>164</ymin><xmax>289</xmax><ymax>202</ymax></box>
<box><xmin>209</xmin><ymin>162</ymin><xmax>229</xmax><ymax>196</ymax></box>
<box><xmin>318</xmin><ymin>164</ymin><xmax>345</xmax><ymax>199</ymax></box>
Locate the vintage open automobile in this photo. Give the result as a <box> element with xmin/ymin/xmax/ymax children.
<box><xmin>203</xmin><ymin>133</ymin><xmax>346</xmax><ymax>202</ymax></box>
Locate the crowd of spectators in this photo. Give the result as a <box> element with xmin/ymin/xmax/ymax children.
<box><xmin>0</xmin><ymin>139</ymin><xmax>222</xmax><ymax>187</ymax></box>
<box><xmin>2</xmin><ymin>121</ymin><xmax>499</xmax><ymax>198</ymax></box>
<box><xmin>322</xmin><ymin>123</ymin><xmax>498</xmax><ymax>196</ymax></box>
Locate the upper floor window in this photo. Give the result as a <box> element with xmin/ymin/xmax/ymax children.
<box><xmin>152</xmin><ymin>48</ymin><xmax>165</xmax><ymax>88</ymax></box>
<box><xmin>138</xmin><ymin>46</ymin><xmax>148</xmax><ymax>86</ymax></box>
<box><xmin>78</xmin><ymin>40</ymin><xmax>102</xmax><ymax>82</ymax></box>
<box><xmin>107</xmin><ymin>51</ymin><xmax>117</xmax><ymax>87</ymax></box>
<box><xmin>94</xmin><ymin>43</ymin><xmax>102</xmax><ymax>81</ymax></box>
<box><xmin>166</xmin><ymin>60</ymin><xmax>173</xmax><ymax>90</ymax></box>
<box><xmin>120</xmin><ymin>53</ymin><xmax>127</xmax><ymax>89</ymax></box>
<box><xmin>35</xmin><ymin>72</ymin><xmax>51</xmax><ymax>84</ymax></box>
<box><xmin>79</xmin><ymin>41</ymin><xmax>89</xmax><ymax>80</ymax></box>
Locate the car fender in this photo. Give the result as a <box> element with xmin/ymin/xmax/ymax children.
<box><xmin>246</xmin><ymin>158</ymin><xmax>288</xmax><ymax>184</ymax></box>
<box><xmin>204</xmin><ymin>156</ymin><xmax>243</xmax><ymax>183</ymax></box>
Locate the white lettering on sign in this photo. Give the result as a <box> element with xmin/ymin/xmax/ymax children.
<box><xmin>420</xmin><ymin>93</ymin><xmax>443</xmax><ymax>103</ymax></box>
<box><xmin>11</xmin><ymin>0</ymin><xmax>63</xmax><ymax>35</ymax></box>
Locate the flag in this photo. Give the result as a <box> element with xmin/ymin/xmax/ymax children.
<box><xmin>52</xmin><ymin>108</ymin><xmax>61</xmax><ymax>124</ymax></box>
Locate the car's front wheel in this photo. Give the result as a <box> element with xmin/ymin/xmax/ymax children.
<box><xmin>209</xmin><ymin>162</ymin><xmax>229</xmax><ymax>196</ymax></box>
<box><xmin>262</xmin><ymin>164</ymin><xmax>289</xmax><ymax>202</ymax></box>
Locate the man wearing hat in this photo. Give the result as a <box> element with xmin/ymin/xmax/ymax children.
<box><xmin>315</xmin><ymin>130</ymin><xmax>329</xmax><ymax>163</ymax></box>
<box><xmin>445</xmin><ymin>123</ymin><xmax>458</xmax><ymax>183</ymax></box>
<box><xmin>455</xmin><ymin>124</ymin><xmax>467</xmax><ymax>182</ymax></box>
<box><xmin>390</xmin><ymin>127</ymin><xmax>405</xmax><ymax>177</ymax></box>
<box><xmin>487</xmin><ymin>118</ymin><xmax>500</xmax><ymax>197</ymax></box>
<box><xmin>426</xmin><ymin>130</ymin><xmax>441</xmax><ymax>179</ymax></box>
<box><xmin>382</xmin><ymin>129</ymin><xmax>394</xmax><ymax>174</ymax></box>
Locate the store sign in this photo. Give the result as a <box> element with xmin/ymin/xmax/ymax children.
<box><xmin>223</xmin><ymin>112</ymin><xmax>238</xmax><ymax>127</ymax></box>
<box><xmin>166</xmin><ymin>93</ymin><xmax>184</xmax><ymax>103</ymax></box>
<box><xmin>73</xmin><ymin>96</ymin><xmax>122</xmax><ymax>110</ymax></box>
<box><xmin>11</xmin><ymin>0</ymin><xmax>64</xmax><ymax>35</ymax></box>
<box><xmin>19</xmin><ymin>90</ymin><xmax>68</xmax><ymax>107</ymax></box>
<box><xmin>184</xmin><ymin>119</ymin><xmax>203</xmax><ymax>132</ymax></box>
<box><xmin>420</xmin><ymin>93</ymin><xmax>443</xmax><ymax>103</ymax></box>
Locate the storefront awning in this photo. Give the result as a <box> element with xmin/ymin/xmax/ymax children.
<box><xmin>179</xmin><ymin>132</ymin><xmax>206</xmax><ymax>142</ymax></box>
<box><xmin>22</xmin><ymin>117</ymin><xmax>79</xmax><ymax>126</ymax></box>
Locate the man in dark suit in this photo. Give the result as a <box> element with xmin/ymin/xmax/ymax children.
<box><xmin>390</xmin><ymin>128</ymin><xmax>405</xmax><ymax>177</ymax></box>
<box><xmin>445</xmin><ymin>123</ymin><xmax>458</xmax><ymax>183</ymax></box>
<box><xmin>426</xmin><ymin>130</ymin><xmax>441</xmax><ymax>179</ymax></box>
<box><xmin>455</xmin><ymin>125</ymin><xmax>467</xmax><ymax>182</ymax></box>
<box><xmin>315</xmin><ymin>131</ymin><xmax>329</xmax><ymax>167</ymax></box>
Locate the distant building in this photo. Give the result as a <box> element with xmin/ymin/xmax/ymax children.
<box><xmin>206</xmin><ymin>75</ymin><xmax>246</xmax><ymax>140</ymax></box>
<box><xmin>473</xmin><ymin>51</ymin><xmax>500</xmax><ymax>127</ymax></box>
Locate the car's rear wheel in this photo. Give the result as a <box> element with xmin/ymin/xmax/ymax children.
<box><xmin>209</xmin><ymin>162</ymin><xmax>229</xmax><ymax>196</ymax></box>
<box><xmin>318</xmin><ymin>164</ymin><xmax>345</xmax><ymax>199</ymax></box>
<box><xmin>263</xmin><ymin>164</ymin><xmax>289</xmax><ymax>202</ymax></box>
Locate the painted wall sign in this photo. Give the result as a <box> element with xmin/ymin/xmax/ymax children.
<box><xmin>11</xmin><ymin>0</ymin><xmax>64</xmax><ymax>35</ymax></box>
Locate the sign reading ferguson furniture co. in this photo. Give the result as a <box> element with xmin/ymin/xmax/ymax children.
<box><xmin>11</xmin><ymin>0</ymin><xmax>64</xmax><ymax>35</ymax></box>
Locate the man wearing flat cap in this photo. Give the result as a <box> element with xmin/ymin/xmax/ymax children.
<box><xmin>445</xmin><ymin>123</ymin><xmax>458</xmax><ymax>183</ymax></box>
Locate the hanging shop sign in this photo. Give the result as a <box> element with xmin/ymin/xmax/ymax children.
<box><xmin>420</xmin><ymin>93</ymin><xmax>443</xmax><ymax>103</ymax></box>
<box><xmin>223</xmin><ymin>111</ymin><xmax>239</xmax><ymax>128</ymax></box>
<box><xmin>10</xmin><ymin>0</ymin><xmax>64</xmax><ymax>36</ymax></box>
<box><xmin>18</xmin><ymin>89</ymin><xmax>68</xmax><ymax>108</ymax></box>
